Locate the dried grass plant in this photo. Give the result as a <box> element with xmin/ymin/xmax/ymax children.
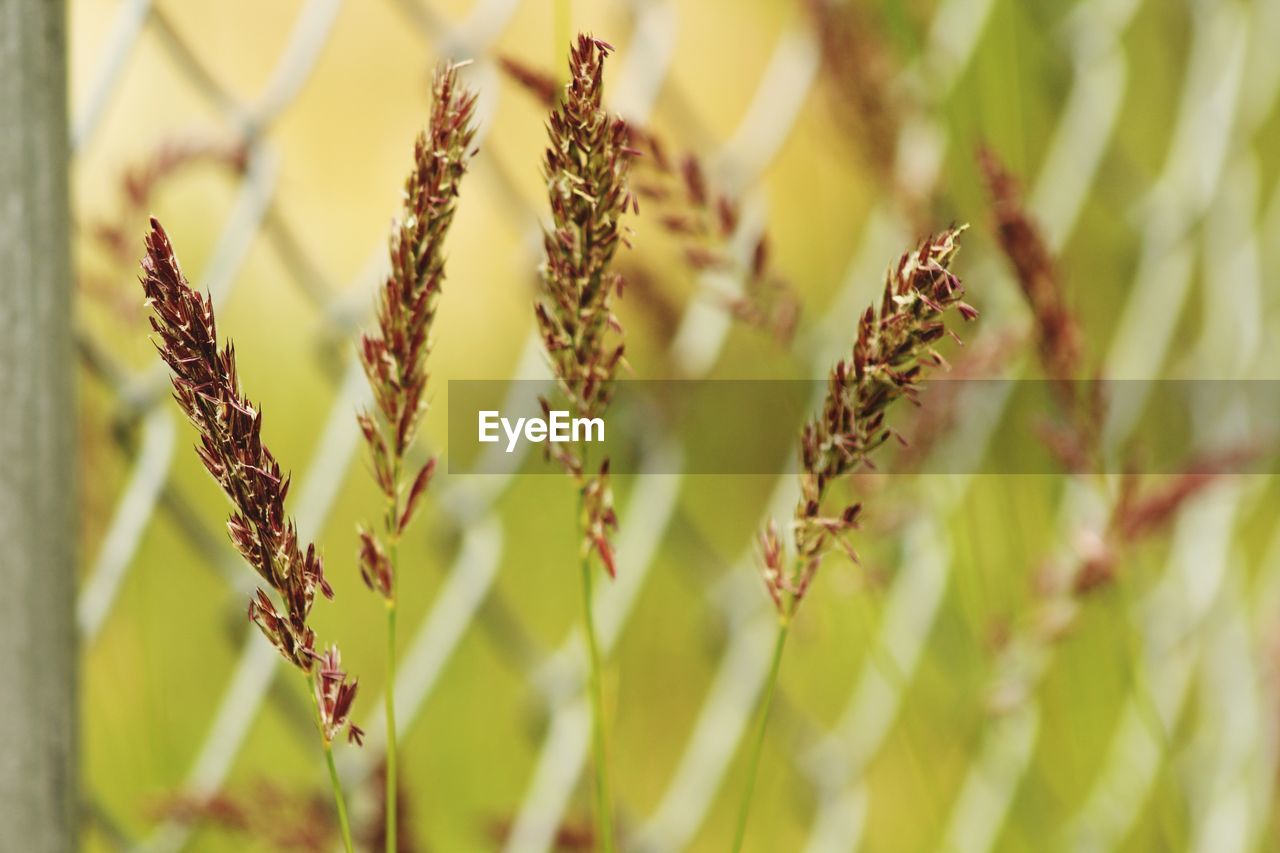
<box><xmin>533</xmin><ymin>34</ymin><xmax>636</xmax><ymax>852</ymax></box>
<box><xmin>806</xmin><ymin>0</ymin><xmax>930</xmax><ymax>230</ymax></box>
<box><xmin>734</xmin><ymin>227</ymin><xmax>977</xmax><ymax>849</ymax></box>
<box><xmin>83</xmin><ymin>137</ymin><xmax>248</xmax><ymax>323</ymax></box>
<box><xmin>497</xmin><ymin>54</ymin><xmax>799</xmax><ymax>345</ymax></box>
<box><xmin>978</xmin><ymin>147</ymin><xmax>1094</xmax><ymax>457</ymax></box>
<box><xmin>806</xmin><ymin>0</ymin><xmax>899</xmax><ymax>181</ymax></box>
<box><xmin>140</xmin><ymin>219</ymin><xmax>361</xmax><ymax>851</ymax></box>
<box><xmin>355</xmin><ymin>62</ymin><xmax>478</xmax><ymax>852</ymax></box>
<box><xmin>627</xmin><ymin>127</ymin><xmax>800</xmax><ymax>344</ymax></box>
<box><xmin>978</xmin><ymin>149</ymin><xmax>1227</xmax><ymax>712</ymax></box>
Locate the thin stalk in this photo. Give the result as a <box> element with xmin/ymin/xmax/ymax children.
<box><xmin>385</xmin><ymin>479</ymin><xmax>401</xmax><ymax>853</ymax></box>
<box><xmin>731</xmin><ymin>619</ymin><xmax>790</xmax><ymax>853</ymax></box>
<box><xmin>385</xmin><ymin>592</ymin><xmax>398</xmax><ymax>852</ymax></box>
<box><xmin>323</xmin><ymin>740</ymin><xmax>355</xmax><ymax>853</ymax></box>
<box><xmin>310</xmin><ymin>673</ymin><xmax>355</xmax><ymax>853</ymax></box>
<box><xmin>578</xmin><ymin>485</ymin><xmax>614</xmax><ymax>852</ymax></box>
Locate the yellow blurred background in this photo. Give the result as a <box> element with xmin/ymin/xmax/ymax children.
<box><xmin>69</xmin><ymin>0</ymin><xmax>1280</xmax><ymax>850</ymax></box>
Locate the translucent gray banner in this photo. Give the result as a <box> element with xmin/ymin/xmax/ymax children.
<box><xmin>445</xmin><ymin>380</ymin><xmax>1279</xmax><ymax>475</ymax></box>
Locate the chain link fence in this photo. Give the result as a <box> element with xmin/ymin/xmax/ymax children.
<box><xmin>51</xmin><ymin>0</ymin><xmax>1280</xmax><ymax>849</ymax></box>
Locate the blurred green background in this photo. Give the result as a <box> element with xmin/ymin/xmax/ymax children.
<box><xmin>70</xmin><ymin>0</ymin><xmax>1280</xmax><ymax>850</ymax></box>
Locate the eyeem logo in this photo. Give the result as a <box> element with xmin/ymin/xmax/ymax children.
<box><xmin>478</xmin><ymin>410</ymin><xmax>604</xmax><ymax>453</ymax></box>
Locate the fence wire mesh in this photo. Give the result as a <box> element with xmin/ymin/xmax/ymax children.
<box><xmin>67</xmin><ymin>0</ymin><xmax>1280</xmax><ymax>850</ymax></box>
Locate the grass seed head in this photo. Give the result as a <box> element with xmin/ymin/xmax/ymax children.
<box><xmin>499</xmin><ymin>50</ymin><xmax>800</xmax><ymax>345</ymax></box>
<box><xmin>142</xmin><ymin>218</ymin><xmax>336</xmax><ymax>673</ymax></box>
<box><xmin>761</xmin><ymin>226</ymin><xmax>977</xmax><ymax>617</ymax></box>
<box><xmin>978</xmin><ymin>151</ymin><xmax>1083</xmax><ymax>385</ymax></box>
<box><xmin>498</xmin><ymin>54</ymin><xmax>559</xmax><ymax>107</ymax></box>
<box><xmin>535</xmin><ymin>34</ymin><xmax>635</xmax><ymax>576</ymax></box>
<box><xmin>142</xmin><ymin>220</ymin><xmax>361</xmax><ymax>745</ymax></box>
<box><xmin>314</xmin><ymin>646</ymin><xmax>364</xmax><ymax>746</ymax></box>
<box><xmin>357</xmin><ymin>62</ymin><xmax>478</xmax><ymax>599</ymax></box>
<box><xmin>536</xmin><ymin>34</ymin><xmax>634</xmax><ymax>423</ymax></box>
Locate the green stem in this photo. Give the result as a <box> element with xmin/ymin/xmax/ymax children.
<box><xmin>385</xmin><ymin>592</ymin><xmax>399</xmax><ymax>852</ymax></box>
<box><xmin>323</xmin><ymin>734</ymin><xmax>355</xmax><ymax>853</ymax></box>
<box><xmin>731</xmin><ymin>620</ymin><xmax>789</xmax><ymax>853</ymax></box>
<box><xmin>384</xmin><ymin>469</ymin><xmax>401</xmax><ymax>853</ymax></box>
<box><xmin>578</xmin><ymin>492</ymin><xmax>614</xmax><ymax>852</ymax></box>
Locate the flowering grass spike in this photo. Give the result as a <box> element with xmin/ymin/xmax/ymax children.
<box><xmin>768</xmin><ymin>225</ymin><xmax>977</xmax><ymax>619</ymax></box>
<box><xmin>358</xmin><ymin>63</ymin><xmax>477</xmax><ymax>541</ymax></box>
<box><xmin>736</xmin><ymin>227</ymin><xmax>976</xmax><ymax>851</ymax></box>
<box><xmin>499</xmin><ymin>53</ymin><xmax>798</xmax><ymax>344</ymax></box>
<box><xmin>535</xmin><ymin>34</ymin><xmax>635</xmax><ymax>574</ymax></box>
<box><xmin>141</xmin><ymin>218</ymin><xmax>360</xmax><ymax>850</ymax></box>
<box><xmin>534</xmin><ymin>34</ymin><xmax>636</xmax><ymax>852</ymax></box>
<box><xmin>355</xmin><ymin>61</ymin><xmax>478</xmax><ymax>853</ymax></box>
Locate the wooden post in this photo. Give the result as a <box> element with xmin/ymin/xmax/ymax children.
<box><xmin>0</xmin><ymin>0</ymin><xmax>76</xmax><ymax>848</ymax></box>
